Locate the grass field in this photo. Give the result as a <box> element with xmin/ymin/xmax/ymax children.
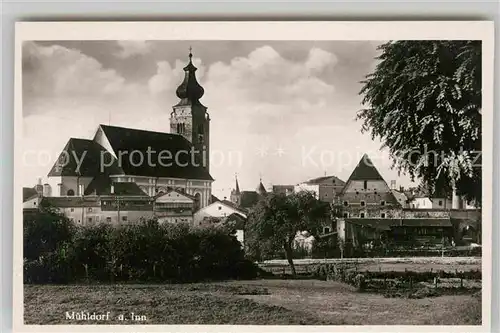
<box><xmin>24</xmin><ymin>279</ymin><xmax>481</xmax><ymax>325</ymax></box>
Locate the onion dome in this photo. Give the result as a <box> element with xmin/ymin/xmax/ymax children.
<box><xmin>175</xmin><ymin>50</ymin><xmax>204</xmax><ymax>104</ymax></box>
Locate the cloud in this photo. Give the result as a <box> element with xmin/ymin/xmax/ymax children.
<box><xmin>148</xmin><ymin>57</ymin><xmax>205</xmax><ymax>96</ymax></box>
<box><xmin>23</xmin><ymin>42</ymin><xmax>130</xmax><ymax>102</ymax></box>
<box><xmin>115</xmin><ymin>40</ymin><xmax>153</xmax><ymax>58</ymax></box>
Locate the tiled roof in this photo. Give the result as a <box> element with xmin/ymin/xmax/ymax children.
<box><xmin>48</xmin><ymin>138</ymin><xmax>123</xmax><ymax>177</ymax></box>
<box><xmin>85</xmin><ymin>177</ymin><xmax>148</xmax><ymax>196</ymax></box>
<box><xmin>346</xmin><ymin>218</ymin><xmax>400</xmax><ymax>231</ymax></box>
<box><xmin>23</xmin><ymin>187</ymin><xmax>38</xmax><ymax>202</ymax></box>
<box><xmin>41</xmin><ymin>196</ymin><xmax>101</xmax><ymax>208</ymax></box>
<box><xmin>401</xmin><ymin>218</ymin><xmax>452</xmax><ymax>227</ymax></box>
<box><xmin>346</xmin><ymin>154</ymin><xmax>384</xmax><ymax>181</ymax></box>
<box><xmin>99</xmin><ymin>125</ymin><xmax>213</xmax><ymax>181</ymax></box>
<box><xmin>304</xmin><ymin>175</ymin><xmax>345</xmax><ymax>185</ymax></box>
<box><xmin>221</xmin><ymin>200</ymin><xmax>248</xmax><ymax>215</ymax></box>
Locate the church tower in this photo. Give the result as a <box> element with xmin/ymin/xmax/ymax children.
<box><xmin>170</xmin><ymin>49</ymin><xmax>210</xmax><ymax>171</ymax></box>
<box><xmin>230</xmin><ymin>174</ymin><xmax>241</xmax><ymax>205</ymax></box>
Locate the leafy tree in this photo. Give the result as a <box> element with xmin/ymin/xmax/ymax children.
<box><xmin>23</xmin><ymin>201</ymin><xmax>75</xmax><ymax>260</ymax></box>
<box><xmin>358</xmin><ymin>41</ymin><xmax>481</xmax><ymax>204</ymax></box>
<box><xmin>247</xmin><ymin>191</ymin><xmax>328</xmax><ymax>275</ymax></box>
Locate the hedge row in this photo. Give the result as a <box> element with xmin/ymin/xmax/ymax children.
<box><xmin>313</xmin><ymin>263</ymin><xmax>482</xmax><ymax>288</ymax></box>
<box><xmin>24</xmin><ymin>208</ymin><xmax>260</xmax><ymax>284</ymax></box>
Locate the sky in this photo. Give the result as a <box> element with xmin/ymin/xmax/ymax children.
<box><xmin>22</xmin><ymin>40</ymin><xmax>416</xmax><ymax>199</ymax></box>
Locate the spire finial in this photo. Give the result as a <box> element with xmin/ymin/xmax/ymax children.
<box><xmin>189</xmin><ymin>46</ymin><xmax>193</xmax><ymax>60</ymax></box>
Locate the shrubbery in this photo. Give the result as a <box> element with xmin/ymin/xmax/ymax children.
<box><xmin>24</xmin><ymin>208</ymin><xmax>259</xmax><ymax>284</ymax></box>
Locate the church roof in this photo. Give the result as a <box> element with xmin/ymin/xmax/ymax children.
<box><xmin>99</xmin><ymin>125</ymin><xmax>213</xmax><ymax>181</ymax></box>
<box><xmin>346</xmin><ymin>154</ymin><xmax>385</xmax><ymax>181</ymax></box>
<box><xmin>256</xmin><ymin>181</ymin><xmax>267</xmax><ymax>195</ymax></box>
<box><xmin>47</xmin><ymin>138</ymin><xmax>123</xmax><ymax>177</ymax></box>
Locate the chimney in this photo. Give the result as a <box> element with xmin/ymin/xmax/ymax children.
<box><xmin>399</xmin><ymin>185</ymin><xmax>404</xmax><ymax>192</ymax></box>
<box><xmin>43</xmin><ymin>183</ymin><xmax>51</xmax><ymax>197</ymax></box>
<box><xmin>35</xmin><ymin>178</ymin><xmax>44</xmax><ymax>196</ymax></box>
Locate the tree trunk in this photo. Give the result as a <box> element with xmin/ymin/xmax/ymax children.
<box><xmin>283</xmin><ymin>242</ymin><xmax>296</xmax><ymax>276</ymax></box>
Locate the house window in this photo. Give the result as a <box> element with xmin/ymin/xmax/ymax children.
<box><xmin>218</xmin><ymin>206</ymin><xmax>222</xmax><ymax>210</ymax></box>
<box><xmin>88</xmin><ymin>207</ymin><xmax>93</xmax><ymax>212</ymax></box>
<box><xmin>360</xmin><ymin>212</ymin><xmax>365</xmax><ymax>218</ymax></box>
<box><xmin>88</xmin><ymin>217</ymin><xmax>92</xmax><ymax>223</ymax></box>
<box><xmin>70</xmin><ymin>208</ymin><xmax>74</xmax><ymax>212</ymax></box>
<box><xmin>360</xmin><ymin>201</ymin><xmax>366</xmax><ymax>207</ymax></box>
<box><xmin>67</xmin><ymin>189</ymin><xmax>75</xmax><ymax>196</ymax></box>
<box><xmin>363</xmin><ymin>181</ymin><xmax>368</xmax><ymax>190</ymax></box>
<box><xmin>323</xmin><ymin>227</ymin><xmax>331</xmax><ymax>234</ymax></box>
<box><xmin>438</xmin><ymin>200</ymin><xmax>443</xmax><ymax>206</ymax></box>
<box><xmin>106</xmin><ymin>217</ymin><xmax>112</xmax><ymax>222</ymax></box>
<box><xmin>343</xmin><ymin>201</ymin><xmax>349</xmax><ymax>207</ymax></box>
<box><xmin>343</xmin><ymin>212</ymin><xmax>349</xmax><ymax>218</ymax></box>
<box><xmin>355</xmin><ymin>191</ymin><xmax>359</xmax><ymax>195</ymax></box>
<box><xmin>381</xmin><ymin>213</ymin><xmax>386</xmax><ymax>218</ymax></box>
<box><xmin>381</xmin><ymin>200</ymin><xmax>386</xmax><ymax>206</ymax></box>
<box><xmin>122</xmin><ymin>216</ymin><xmax>128</xmax><ymax>222</ymax></box>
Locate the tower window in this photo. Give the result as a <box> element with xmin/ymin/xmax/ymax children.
<box><xmin>67</xmin><ymin>189</ymin><xmax>75</xmax><ymax>196</ymax></box>
<box><xmin>381</xmin><ymin>200</ymin><xmax>386</xmax><ymax>206</ymax></box>
<box><xmin>360</xmin><ymin>212</ymin><xmax>365</xmax><ymax>218</ymax></box>
<box><xmin>343</xmin><ymin>201</ymin><xmax>349</xmax><ymax>207</ymax></box>
<box><xmin>363</xmin><ymin>181</ymin><xmax>368</xmax><ymax>190</ymax></box>
<box><xmin>360</xmin><ymin>201</ymin><xmax>366</xmax><ymax>207</ymax></box>
<box><xmin>343</xmin><ymin>212</ymin><xmax>349</xmax><ymax>218</ymax></box>
<box><xmin>381</xmin><ymin>213</ymin><xmax>386</xmax><ymax>218</ymax></box>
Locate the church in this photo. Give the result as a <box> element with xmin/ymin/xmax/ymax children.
<box><xmin>29</xmin><ymin>51</ymin><xmax>214</xmax><ymax>225</ymax></box>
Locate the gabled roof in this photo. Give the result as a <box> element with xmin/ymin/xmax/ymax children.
<box><xmin>155</xmin><ymin>188</ymin><xmax>196</xmax><ymax>201</ymax></box>
<box><xmin>85</xmin><ymin>177</ymin><xmax>148</xmax><ymax>196</ymax></box>
<box><xmin>99</xmin><ymin>125</ymin><xmax>213</xmax><ymax>181</ymax></box>
<box><xmin>346</xmin><ymin>154</ymin><xmax>385</xmax><ymax>181</ymax></box>
<box><xmin>48</xmin><ymin>138</ymin><xmax>123</xmax><ymax>177</ymax></box>
<box><xmin>303</xmin><ymin>175</ymin><xmax>345</xmax><ymax>186</ymax></box>
<box><xmin>23</xmin><ymin>187</ymin><xmax>38</xmax><ymax>202</ymax></box>
<box><xmin>220</xmin><ymin>200</ymin><xmax>248</xmax><ymax>216</ymax></box>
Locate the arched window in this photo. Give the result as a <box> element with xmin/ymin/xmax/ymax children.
<box><xmin>67</xmin><ymin>189</ymin><xmax>75</xmax><ymax>196</ymax></box>
<box><xmin>194</xmin><ymin>193</ymin><xmax>201</xmax><ymax>211</ymax></box>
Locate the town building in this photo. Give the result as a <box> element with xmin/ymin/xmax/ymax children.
<box><xmin>294</xmin><ymin>175</ymin><xmax>345</xmax><ymax>203</ymax></box>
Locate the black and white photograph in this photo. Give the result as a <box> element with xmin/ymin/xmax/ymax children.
<box><xmin>14</xmin><ymin>22</ymin><xmax>493</xmax><ymax>331</ymax></box>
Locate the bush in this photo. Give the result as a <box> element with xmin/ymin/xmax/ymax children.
<box><xmin>23</xmin><ymin>216</ymin><xmax>260</xmax><ymax>284</ymax></box>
